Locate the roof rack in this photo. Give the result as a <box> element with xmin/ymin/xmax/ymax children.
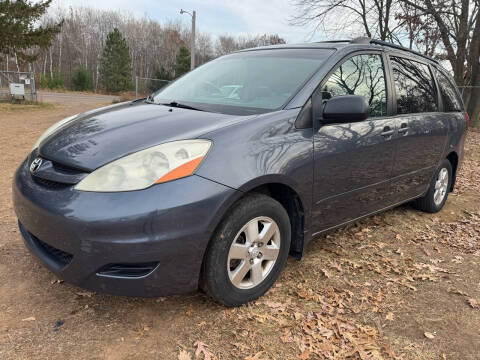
<box><xmin>356</xmin><ymin>37</ymin><xmax>438</xmax><ymax>64</ymax></box>
<box><xmin>318</xmin><ymin>37</ymin><xmax>437</xmax><ymax>64</ymax></box>
<box><xmin>316</xmin><ymin>40</ymin><xmax>351</xmax><ymax>43</ymax></box>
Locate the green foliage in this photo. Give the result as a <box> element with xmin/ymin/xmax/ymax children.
<box><xmin>100</xmin><ymin>28</ymin><xmax>133</xmax><ymax>93</ymax></box>
<box><xmin>174</xmin><ymin>46</ymin><xmax>191</xmax><ymax>78</ymax></box>
<box><xmin>148</xmin><ymin>67</ymin><xmax>172</xmax><ymax>93</ymax></box>
<box><xmin>0</xmin><ymin>0</ymin><xmax>61</xmax><ymax>61</ymax></box>
<box><xmin>154</xmin><ymin>67</ymin><xmax>173</xmax><ymax>81</ymax></box>
<box><xmin>72</xmin><ymin>66</ymin><xmax>93</xmax><ymax>91</ymax></box>
<box><xmin>38</xmin><ymin>72</ymin><xmax>64</xmax><ymax>89</ymax></box>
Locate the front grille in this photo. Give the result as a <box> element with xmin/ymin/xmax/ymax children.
<box><xmin>33</xmin><ymin>234</ymin><xmax>73</xmax><ymax>266</ymax></box>
<box><xmin>52</xmin><ymin>160</ymin><xmax>86</xmax><ymax>175</ymax></box>
<box><xmin>28</xmin><ymin>152</ymin><xmax>88</xmax><ymax>188</ymax></box>
<box><xmin>32</xmin><ymin>176</ymin><xmax>70</xmax><ymax>189</ymax></box>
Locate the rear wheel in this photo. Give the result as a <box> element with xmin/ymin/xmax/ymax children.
<box><xmin>201</xmin><ymin>194</ymin><xmax>291</xmax><ymax>307</ymax></box>
<box><xmin>414</xmin><ymin>159</ymin><xmax>452</xmax><ymax>213</ymax></box>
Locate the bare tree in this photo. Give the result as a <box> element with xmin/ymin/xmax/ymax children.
<box><xmin>289</xmin><ymin>0</ymin><xmax>401</xmax><ymax>41</ymax></box>
<box><xmin>400</xmin><ymin>0</ymin><xmax>479</xmax><ymax>124</ymax></box>
<box><xmin>289</xmin><ymin>0</ymin><xmax>480</xmax><ymax>124</ymax></box>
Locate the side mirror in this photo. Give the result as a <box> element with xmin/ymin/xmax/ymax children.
<box><xmin>321</xmin><ymin>95</ymin><xmax>369</xmax><ymax>124</ymax></box>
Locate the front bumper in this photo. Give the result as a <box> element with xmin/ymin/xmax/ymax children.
<box><xmin>13</xmin><ymin>159</ymin><xmax>239</xmax><ymax>297</ymax></box>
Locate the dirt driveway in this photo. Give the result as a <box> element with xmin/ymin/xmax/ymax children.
<box><xmin>37</xmin><ymin>91</ymin><xmax>119</xmax><ymax>105</ymax></box>
<box><xmin>0</xmin><ymin>100</ymin><xmax>479</xmax><ymax>360</ymax></box>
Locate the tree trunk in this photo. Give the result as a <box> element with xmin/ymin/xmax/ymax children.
<box><xmin>49</xmin><ymin>47</ymin><xmax>53</xmax><ymax>78</ymax></box>
<box><xmin>467</xmin><ymin>3</ymin><xmax>480</xmax><ymax>127</ymax></box>
<box><xmin>14</xmin><ymin>52</ymin><xmax>20</xmax><ymax>72</ymax></box>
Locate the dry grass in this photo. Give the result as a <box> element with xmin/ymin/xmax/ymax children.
<box><xmin>0</xmin><ymin>101</ymin><xmax>56</xmax><ymax>112</ymax></box>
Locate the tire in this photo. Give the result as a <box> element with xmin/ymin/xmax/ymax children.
<box><xmin>201</xmin><ymin>193</ymin><xmax>291</xmax><ymax>307</ymax></box>
<box><xmin>414</xmin><ymin>159</ymin><xmax>452</xmax><ymax>213</ymax></box>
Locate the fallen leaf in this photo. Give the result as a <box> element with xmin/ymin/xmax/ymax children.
<box><xmin>448</xmin><ymin>288</ymin><xmax>468</xmax><ymax>296</ymax></box>
<box><xmin>385</xmin><ymin>312</ymin><xmax>394</xmax><ymax>321</ymax></box>
<box><xmin>178</xmin><ymin>350</ymin><xmax>192</xmax><ymax>360</ymax></box>
<box><xmin>321</xmin><ymin>268</ymin><xmax>331</xmax><ymax>278</ymax></box>
<box><xmin>194</xmin><ymin>341</ymin><xmax>218</xmax><ymax>360</ymax></box>
<box><xmin>186</xmin><ymin>306</ymin><xmax>194</xmax><ymax>316</ymax></box>
<box><xmin>467</xmin><ymin>298</ymin><xmax>479</xmax><ymax>309</ymax></box>
<box><xmin>263</xmin><ymin>300</ymin><xmax>281</xmax><ymax>308</ymax></box>
<box><xmin>245</xmin><ymin>352</ymin><xmax>269</xmax><ymax>360</ymax></box>
<box><xmin>232</xmin><ymin>342</ymin><xmax>249</xmax><ymax>351</ymax></box>
<box><xmin>300</xmin><ymin>349</ymin><xmax>311</xmax><ymax>359</ymax></box>
<box><xmin>424</xmin><ymin>332</ymin><xmax>435</xmax><ymax>339</ymax></box>
<box><xmin>22</xmin><ymin>317</ymin><xmax>36</xmax><ymax>322</ymax></box>
<box><xmin>383</xmin><ymin>344</ymin><xmax>396</xmax><ymax>357</ymax></box>
<box><xmin>421</xmin><ymin>247</ymin><xmax>431</xmax><ymax>256</ymax></box>
<box><xmin>294</xmin><ymin>312</ymin><xmax>303</xmax><ymax>320</ymax></box>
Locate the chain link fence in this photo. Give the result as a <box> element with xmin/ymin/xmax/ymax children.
<box><xmin>134</xmin><ymin>76</ymin><xmax>170</xmax><ymax>100</ymax></box>
<box><xmin>0</xmin><ymin>70</ymin><xmax>36</xmax><ymax>102</ymax></box>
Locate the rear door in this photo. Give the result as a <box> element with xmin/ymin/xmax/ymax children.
<box><xmin>311</xmin><ymin>52</ymin><xmax>398</xmax><ymax>233</ymax></box>
<box><xmin>387</xmin><ymin>55</ymin><xmax>449</xmax><ymax>201</ymax></box>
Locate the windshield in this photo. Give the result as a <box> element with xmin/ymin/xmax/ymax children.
<box><xmin>152</xmin><ymin>48</ymin><xmax>334</xmax><ymax>115</ymax></box>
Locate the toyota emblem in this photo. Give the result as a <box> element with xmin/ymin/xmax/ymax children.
<box><xmin>30</xmin><ymin>158</ymin><xmax>43</xmax><ymax>172</ymax></box>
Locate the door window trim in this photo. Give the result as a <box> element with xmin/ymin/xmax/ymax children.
<box><xmin>314</xmin><ymin>50</ymin><xmax>393</xmax><ymax>121</ymax></box>
<box><xmin>386</xmin><ymin>52</ymin><xmax>440</xmax><ymax>115</ymax></box>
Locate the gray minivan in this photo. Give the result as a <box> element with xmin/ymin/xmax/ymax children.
<box><xmin>13</xmin><ymin>38</ymin><xmax>468</xmax><ymax>306</ymax></box>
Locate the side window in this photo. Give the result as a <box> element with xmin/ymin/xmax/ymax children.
<box><xmin>390</xmin><ymin>56</ymin><xmax>438</xmax><ymax>114</ymax></box>
<box><xmin>321</xmin><ymin>54</ymin><xmax>387</xmax><ymax>117</ymax></box>
<box><xmin>434</xmin><ymin>69</ymin><xmax>463</xmax><ymax>112</ymax></box>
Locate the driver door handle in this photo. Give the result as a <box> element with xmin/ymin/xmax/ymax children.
<box><xmin>381</xmin><ymin>126</ymin><xmax>394</xmax><ymax>138</ymax></box>
<box><xmin>398</xmin><ymin>123</ymin><xmax>409</xmax><ymax>135</ymax></box>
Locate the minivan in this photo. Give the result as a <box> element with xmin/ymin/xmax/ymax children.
<box><xmin>13</xmin><ymin>38</ymin><xmax>468</xmax><ymax>306</ymax></box>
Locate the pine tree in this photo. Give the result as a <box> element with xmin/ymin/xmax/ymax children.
<box><xmin>72</xmin><ymin>66</ymin><xmax>93</xmax><ymax>91</ymax></box>
<box><xmin>174</xmin><ymin>46</ymin><xmax>191</xmax><ymax>78</ymax></box>
<box><xmin>100</xmin><ymin>28</ymin><xmax>133</xmax><ymax>93</ymax></box>
<box><xmin>0</xmin><ymin>0</ymin><xmax>61</xmax><ymax>61</ymax></box>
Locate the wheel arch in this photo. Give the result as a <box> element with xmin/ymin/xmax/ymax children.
<box><xmin>205</xmin><ymin>176</ymin><xmax>309</xmax><ymax>263</ymax></box>
<box><xmin>239</xmin><ymin>182</ymin><xmax>306</xmax><ymax>259</ymax></box>
<box><xmin>446</xmin><ymin>151</ymin><xmax>459</xmax><ymax>191</ymax></box>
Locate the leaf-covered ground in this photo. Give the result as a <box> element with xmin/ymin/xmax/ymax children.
<box><xmin>0</xmin><ymin>102</ymin><xmax>478</xmax><ymax>360</ymax></box>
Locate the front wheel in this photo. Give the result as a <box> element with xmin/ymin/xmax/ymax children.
<box><xmin>414</xmin><ymin>159</ymin><xmax>452</xmax><ymax>213</ymax></box>
<box><xmin>201</xmin><ymin>194</ymin><xmax>291</xmax><ymax>307</ymax></box>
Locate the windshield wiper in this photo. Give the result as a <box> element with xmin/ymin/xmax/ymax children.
<box><xmin>160</xmin><ymin>101</ymin><xmax>205</xmax><ymax>112</ymax></box>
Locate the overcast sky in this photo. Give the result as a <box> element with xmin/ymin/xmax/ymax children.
<box><xmin>52</xmin><ymin>0</ymin><xmax>331</xmax><ymax>43</ymax></box>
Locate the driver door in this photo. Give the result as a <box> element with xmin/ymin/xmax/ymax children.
<box><xmin>311</xmin><ymin>52</ymin><xmax>398</xmax><ymax>233</ymax></box>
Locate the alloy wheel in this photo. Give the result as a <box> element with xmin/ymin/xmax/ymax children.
<box><xmin>227</xmin><ymin>216</ymin><xmax>281</xmax><ymax>290</ymax></box>
<box><xmin>434</xmin><ymin>168</ymin><xmax>449</xmax><ymax>206</ymax></box>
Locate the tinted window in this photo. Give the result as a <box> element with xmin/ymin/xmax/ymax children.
<box><xmin>390</xmin><ymin>56</ymin><xmax>438</xmax><ymax>114</ymax></box>
<box><xmin>321</xmin><ymin>54</ymin><xmax>387</xmax><ymax>117</ymax></box>
<box><xmin>434</xmin><ymin>69</ymin><xmax>462</xmax><ymax>112</ymax></box>
<box><xmin>153</xmin><ymin>49</ymin><xmax>333</xmax><ymax>115</ymax></box>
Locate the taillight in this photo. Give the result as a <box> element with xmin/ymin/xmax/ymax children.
<box><xmin>465</xmin><ymin>112</ymin><xmax>470</xmax><ymax>128</ymax></box>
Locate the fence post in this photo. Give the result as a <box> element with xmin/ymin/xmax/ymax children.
<box><xmin>135</xmin><ymin>76</ymin><xmax>138</xmax><ymax>100</ymax></box>
<box><xmin>30</xmin><ymin>71</ymin><xmax>36</xmax><ymax>102</ymax></box>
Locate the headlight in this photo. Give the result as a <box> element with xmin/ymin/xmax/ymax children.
<box><xmin>75</xmin><ymin>139</ymin><xmax>212</xmax><ymax>192</ymax></box>
<box><xmin>32</xmin><ymin>114</ymin><xmax>79</xmax><ymax>150</ymax></box>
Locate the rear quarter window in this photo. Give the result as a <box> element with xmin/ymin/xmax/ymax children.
<box><xmin>434</xmin><ymin>69</ymin><xmax>463</xmax><ymax>112</ymax></box>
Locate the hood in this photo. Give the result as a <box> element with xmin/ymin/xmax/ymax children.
<box><xmin>39</xmin><ymin>101</ymin><xmax>247</xmax><ymax>171</ymax></box>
